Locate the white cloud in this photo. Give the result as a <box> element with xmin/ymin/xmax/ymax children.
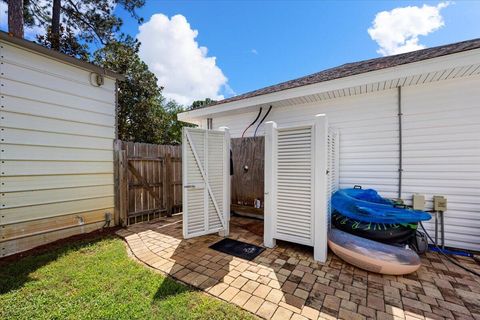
<box><xmin>251</xmin><ymin>48</ymin><xmax>258</xmax><ymax>55</ymax></box>
<box><xmin>137</xmin><ymin>14</ymin><xmax>228</xmax><ymax>105</ymax></box>
<box><xmin>224</xmin><ymin>83</ymin><xmax>236</xmax><ymax>96</ymax></box>
<box><xmin>368</xmin><ymin>2</ymin><xmax>451</xmax><ymax>56</ymax></box>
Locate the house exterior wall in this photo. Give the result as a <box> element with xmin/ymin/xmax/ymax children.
<box><xmin>0</xmin><ymin>41</ymin><xmax>116</xmax><ymax>257</ymax></box>
<box><xmin>207</xmin><ymin>75</ymin><xmax>480</xmax><ymax>251</ymax></box>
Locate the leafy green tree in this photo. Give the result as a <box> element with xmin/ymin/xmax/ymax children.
<box><xmin>93</xmin><ymin>35</ymin><xmax>162</xmax><ymax>143</ymax></box>
<box><xmin>93</xmin><ymin>36</ymin><xmax>191</xmax><ymax>144</ymax></box>
<box><xmin>161</xmin><ymin>101</ymin><xmax>195</xmax><ymax>145</ymax></box>
<box><xmin>4</xmin><ymin>0</ymin><xmax>145</xmax><ymax>56</ymax></box>
<box><xmin>37</xmin><ymin>25</ymin><xmax>90</xmax><ymax>60</ymax></box>
<box><xmin>190</xmin><ymin>98</ymin><xmax>216</xmax><ymax>110</ymax></box>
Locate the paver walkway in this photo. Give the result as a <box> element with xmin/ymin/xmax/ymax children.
<box><xmin>117</xmin><ymin>215</ymin><xmax>480</xmax><ymax>320</ymax></box>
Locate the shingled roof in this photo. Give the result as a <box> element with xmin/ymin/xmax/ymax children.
<box><xmin>209</xmin><ymin>38</ymin><xmax>480</xmax><ymax>107</ymax></box>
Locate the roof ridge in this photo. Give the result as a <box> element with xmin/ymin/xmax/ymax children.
<box><xmin>206</xmin><ymin>37</ymin><xmax>480</xmax><ymax>108</ymax></box>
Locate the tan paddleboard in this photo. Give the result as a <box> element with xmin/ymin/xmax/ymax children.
<box><xmin>328</xmin><ymin>228</ymin><xmax>421</xmax><ymax>275</ymax></box>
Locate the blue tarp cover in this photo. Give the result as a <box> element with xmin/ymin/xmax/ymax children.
<box><xmin>332</xmin><ymin>188</ymin><xmax>431</xmax><ymax>224</ymax></box>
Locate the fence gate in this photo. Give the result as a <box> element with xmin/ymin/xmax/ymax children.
<box><xmin>230</xmin><ymin>136</ymin><xmax>265</xmax><ymax>216</ymax></box>
<box><xmin>115</xmin><ymin>141</ymin><xmax>182</xmax><ymax>225</ymax></box>
<box><xmin>264</xmin><ymin>114</ymin><xmax>338</xmax><ymax>263</ymax></box>
<box><xmin>182</xmin><ymin>127</ymin><xmax>230</xmax><ymax>239</ymax></box>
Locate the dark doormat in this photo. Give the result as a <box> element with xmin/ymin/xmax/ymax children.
<box><xmin>209</xmin><ymin>238</ymin><xmax>265</xmax><ymax>261</ymax></box>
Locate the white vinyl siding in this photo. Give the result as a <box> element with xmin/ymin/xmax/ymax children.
<box><xmin>213</xmin><ymin>88</ymin><xmax>399</xmax><ymax>199</ymax></box>
<box><xmin>0</xmin><ymin>40</ymin><xmax>116</xmax><ymax>257</ymax></box>
<box><xmin>209</xmin><ymin>75</ymin><xmax>480</xmax><ymax>251</ymax></box>
<box><xmin>401</xmin><ymin>76</ymin><xmax>480</xmax><ymax>250</ymax></box>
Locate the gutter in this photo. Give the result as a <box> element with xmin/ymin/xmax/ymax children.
<box><xmin>178</xmin><ymin>48</ymin><xmax>480</xmax><ymax>122</ymax></box>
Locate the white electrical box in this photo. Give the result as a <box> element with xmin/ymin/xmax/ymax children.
<box><xmin>433</xmin><ymin>196</ymin><xmax>447</xmax><ymax>212</ymax></box>
<box><xmin>413</xmin><ymin>194</ymin><xmax>425</xmax><ymax>211</ymax></box>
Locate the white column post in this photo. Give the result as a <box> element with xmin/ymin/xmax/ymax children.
<box><xmin>182</xmin><ymin>128</ymin><xmax>189</xmax><ymax>239</ymax></box>
<box><xmin>264</xmin><ymin>121</ymin><xmax>277</xmax><ymax>248</ymax></box>
<box><xmin>219</xmin><ymin>126</ymin><xmax>230</xmax><ymax>237</ymax></box>
<box><xmin>200</xmin><ymin>118</ymin><xmax>209</xmax><ymax>129</ymax></box>
<box><xmin>314</xmin><ymin>114</ymin><xmax>328</xmax><ymax>262</ymax></box>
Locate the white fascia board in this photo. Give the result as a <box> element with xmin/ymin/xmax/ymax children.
<box><xmin>178</xmin><ymin>48</ymin><xmax>480</xmax><ymax>123</ymax></box>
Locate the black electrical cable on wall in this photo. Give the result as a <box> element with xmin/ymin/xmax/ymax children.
<box><xmin>241</xmin><ymin>108</ymin><xmax>263</xmax><ymax>138</ymax></box>
<box><xmin>254</xmin><ymin>105</ymin><xmax>273</xmax><ymax>137</ymax></box>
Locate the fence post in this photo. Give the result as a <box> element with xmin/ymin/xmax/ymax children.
<box><xmin>165</xmin><ymin>152</ymin><xmax>173</xmax><ymax>217</ymax></box>
<box><xmin>118</xmin><ymin>150</ymin><xmax>128</xmax><ymax>226</ymax></box>
<box><xmin>113</xmin><ymin>140</ymin><xmax>121</xmax><ymax>226</ymax></box>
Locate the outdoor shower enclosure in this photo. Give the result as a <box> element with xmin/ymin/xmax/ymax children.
<box><xmin>182</xmin><ymin>115</ymin><xmax>339</xmax><ymax>263</ymax></box>
<box><xmin>264</xmin><ymin>115</ymin><xmax>339</xmax><ymax>262</ymax></box>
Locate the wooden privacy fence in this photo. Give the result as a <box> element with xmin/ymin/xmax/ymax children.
<box><xmin>114</xmin><ymin>137</ymin><xmax>265</xmax><ymax>225</ymax></box>
<box><xmin>114</xmin><ymin>140</ymin><xmax>182</xmax><ymax>225</ymax></box>
<box><xmin>230</xmin><ymin>137</ymin><xmax>265</xmax><ymax>217</ymax></box>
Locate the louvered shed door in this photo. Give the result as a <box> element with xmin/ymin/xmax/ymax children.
<box><xmin>275</xmin><ymin>126</ymin><xmax>314</xmax><ymax>245</ymax></box>
<box><xmin>327</xmin><ymin>128</ymin><xmax>340</xmax><ymax>230</ymax></box>
<box><xmin>182</xmin><ymin>128</ymin><xmax>229</xmax><ymax>239</ymax></box>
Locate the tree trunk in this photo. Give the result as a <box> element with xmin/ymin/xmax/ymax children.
<box><xmin>51</xmin><ymin>0</ymin><xmax>61</xmax><ymax>50</ymax></box>
<box><xmin>8</xmin><ymin>0</ymin><xmax>24</xmax><ymax>38</ymax></box>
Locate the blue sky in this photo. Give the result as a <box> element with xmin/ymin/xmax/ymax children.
<box><xmin>114</xmin><ymin>0</ymin><xmax>480</xmax><ymax>104</ymax></box>
<box><xmin>2</xmin><ymin>1</ymin><xmax>480</xmax><ymax>105</ymax></box>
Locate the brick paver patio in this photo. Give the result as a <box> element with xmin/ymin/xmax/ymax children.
<box><xmin>117</xmin><ymin>215</ymin><xmax>480</xmax><ymax>320</ymax></box>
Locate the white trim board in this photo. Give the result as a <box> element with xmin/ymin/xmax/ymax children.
<box><xmin>179</xmin><ymin>48</ymin><xmax>480</xmax><ymax>122</ymax></box>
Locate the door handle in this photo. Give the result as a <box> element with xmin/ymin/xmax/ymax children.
<box><xmin>184</xmin><ymin>183</ymin><xmax>205</xmax><ymax>189</ymax></box>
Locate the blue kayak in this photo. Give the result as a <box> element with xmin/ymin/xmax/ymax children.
<box><xmin>332</xmin><ymin>188</ymin><xmax>431</xmax><ymax>224</ymax></box>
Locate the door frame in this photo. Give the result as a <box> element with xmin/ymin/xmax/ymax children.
<box><xmin>264</xmin><ymin>114</ymin><xmax>330</xmax><ymax>263</ymax></box>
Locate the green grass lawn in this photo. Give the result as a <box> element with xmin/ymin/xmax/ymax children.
<box><xmin>0</xmin><ymin>235</ymin><xmax>256</xmax><ymax>320</ymax></box>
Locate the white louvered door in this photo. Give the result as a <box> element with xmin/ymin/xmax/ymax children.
<box><xmin>264</xmin><ymin>115</ymin><xmax>334</xmax><ymax>262</ymax></box>
<box><xmin>182</xmin><ymin>127</ymin><xmax>230</xmax><ymax>239</ymax></box>
<box><xmin>327</xmin><ymin>128</ymin><xmax>340</xmax><ymax>231</ymax></box>
<box><xmin>275</xmin><ymin>126</ymin><xmax>314</xmax><ymax>245</ymax></box>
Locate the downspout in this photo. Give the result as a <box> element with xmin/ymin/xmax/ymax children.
<box><xmin>397</xmin><ymin>86</ymin><xmax>403</xmax><ymax>200</ymax></box>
